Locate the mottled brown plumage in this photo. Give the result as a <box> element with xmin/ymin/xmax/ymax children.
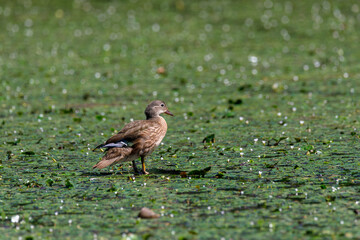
<box><xmin>93</xmin><ymin>100</ymin><xmax>173</xmax><ymax>174</ymax></box>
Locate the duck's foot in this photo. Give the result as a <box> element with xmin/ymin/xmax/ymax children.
<box><xmin>134</xmin><ymin>170</ymin><xmax>149</xmax><ymax>175</ymax></box>
<box><xmin>132</xmin><ymin>160</ymin><xmax>140</xmax><ymax>174</ymax></box>
<box><xmin>133</xmin><ymin>159</ymin><xmax>149</xmax><ymax>175</ymax></box>
<box><xmin>140</xmin><ymin>157</ymin><xmax>149</xmax><ymax>175</ymax></box>
<box><xmin>141</xmin><ymin>170</ymin><xmax>149</xmax><ymax>175</ymax></box>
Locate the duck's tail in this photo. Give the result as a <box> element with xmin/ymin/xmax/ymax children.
<box><xmin>93</xmin><ymin>147</ymin><xmax>133</xmax><ymax>169</ymax></box>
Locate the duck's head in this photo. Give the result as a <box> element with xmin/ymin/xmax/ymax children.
<box><xmin>145</xmin><ymin>100</ymin><xmax>173</xmax><ymax>119</ymax></box>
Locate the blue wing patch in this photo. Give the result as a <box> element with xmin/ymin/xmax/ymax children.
<box><xmin>102</xmin><ymin>141</ymin><xmax>128</xmax><ymax>148</ymax></box>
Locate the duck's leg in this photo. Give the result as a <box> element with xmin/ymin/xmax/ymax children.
<box><xmin>132</xmin><ymin>160</ymin><xmax>140</xmax><ymax>174</ymax></box>
<box><xmin>141</xmin><ymin>156</ymin><xmax>149</xmax><ymax>175</ymax></box>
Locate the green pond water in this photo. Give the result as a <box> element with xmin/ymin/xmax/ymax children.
<box><xmin>1</xmin><ymin>0</ymin><xmax>360</xmax><ymax>239</ymax></box>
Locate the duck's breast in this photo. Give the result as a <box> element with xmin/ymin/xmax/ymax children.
<box><xmin>154</xmin><ymin>117</ymin><xmax>167</xmax><ymax>146</ymax></box>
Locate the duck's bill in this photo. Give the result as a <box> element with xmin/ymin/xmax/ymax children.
<box><xmin>164</xmin><ymin>110</ymin><xmax>174</xmax><ymax>116</ymax></box>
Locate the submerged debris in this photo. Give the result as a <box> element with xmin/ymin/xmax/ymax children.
<box><xmin>156</xmin><ymin>66</ymin><xmax>166</xmax><ymax>75</ymax></box>
<box><xmin>138</xmin><ymin>207</ymin><xmax>160</xmax><ymax>219</ymax></box>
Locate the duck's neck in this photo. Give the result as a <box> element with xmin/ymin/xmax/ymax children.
<box><xmin>148</xmin><ymin>115</ymin><xmax>166</xmax><ymax>125</ymax></box>
<box><xmin>146</xmin><ymin>115</ymin><xmax>163</xmax><ymax>121</ymax></box>
<box><xmin>146</xmin><ymin>114</ymin><xmax>159</xmax><ymax>120</ymax></box>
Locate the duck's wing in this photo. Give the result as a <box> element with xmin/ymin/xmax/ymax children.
<box><xmin>93</xmin><ymin>141</ymin><xmax>128</xmax><ymax>151</ymax></box>
<box><xmin>94</xmin><ymin>120</ymin><xmax>160</xmax><ymax>150</ymax></box>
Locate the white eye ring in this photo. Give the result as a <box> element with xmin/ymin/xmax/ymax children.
<box><xmin>161</xmin><ymin>104</ymin><xmax>165</xmax><ymax>107</ymax></box>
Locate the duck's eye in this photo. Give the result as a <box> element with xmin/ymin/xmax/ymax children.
<box><xmin>160</xmin><ymin>104</ymin><xmax>165</xmax><ymax>107</ymax></box>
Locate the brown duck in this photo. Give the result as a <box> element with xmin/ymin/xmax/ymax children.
<box><xmin>93</xmin><ymin>100</ymin><xmax>173</xmax><ymax>174</ymax></box>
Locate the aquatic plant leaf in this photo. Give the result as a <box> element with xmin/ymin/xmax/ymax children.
<box><xmin>188</xmin><ymin>166</ymin><xmax>211</xmax><ymax>177</ymax></box>
<box><xmin>202</xmin><ymin>134</ymin><xmax>215</xmax><ymax>143</ymax></box>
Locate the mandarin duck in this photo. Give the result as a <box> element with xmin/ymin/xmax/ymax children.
<box><xmin>93</xmin><ymin>100</ymin><xmax>173</xmax><ymax>174</ymax></box>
